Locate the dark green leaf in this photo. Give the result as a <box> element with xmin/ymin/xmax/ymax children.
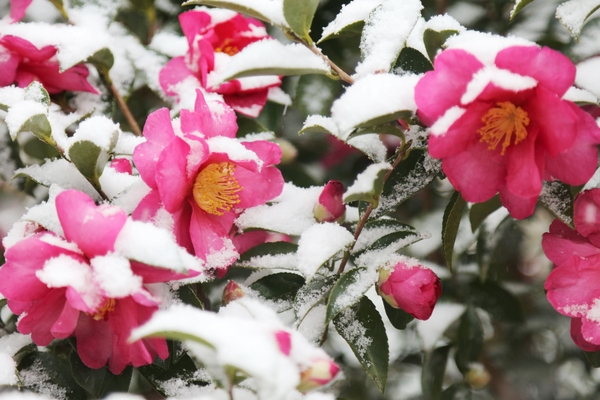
<box><xmin>354</xmin><ymin>111</ymin><xmax>415</xmax><ymax>131</ymax></box>
<box><xmin>294</xmin><ymin>275</ymin><xmax>337</xmax><ymax>321</ymax></box>
<box><xmin>423</xmin><ymin>29</ymin><xmax>459</xmax><ymax>61</ymax></box>
<box><xmin>346</xmin><ymin>123</ymin><xmax>406</xmax><ymax>142</ymax></box>
<box><xmin>455</xmin><ymin>307</ymin><xmax>484</xmax><ymax>374</ymax></box>
<box><xmin>17</xmin><ymin>114</ymin><xmax>54</xmax><ymax>146</ymax></box>
<box><xmin>86</xmin><ymin>48</ymin><xmax>115</xmax><ymax>77</ymax></box>
<box><xmin>327</xmin><ymin>267</ymin><xmax>377</xmax><ymax>324</ymax></box>
<box><xmin>236</xmin><ymin>241</ymin><xmax>298</xmax><ymax>264</ymax></box>
<box><xmin>395</xmin><ymin>47</ymin><xmax>433</xmax><ymax>74</ymax></box>
<box><xmin>176</xmin><ymin>285</ymin><xmax>204</xmax><ymax>310</ymax></box>
<box><xmin>333</xmin><ymin>296</ymin><xmax>389</xmax><ymax>393</ymax></box>
<box><xmin>359</xmin><ymin>230</ymin><xmax>424</xmax><ymax>256</ymax></box>
<box><xmin>250</xmin><ymin>272</ymin><xmax>306</xmax><ymax>310</ymax></box>
<box><xmin>283</xmin><ymin>0</ymin><xmax>320</xmax><ymax>43</ymax></box>
<box><xmin>299</xmin><ymin>119</ymin><xmax>337</xmax><ymax>135</ymax></box>
<box><xmin>540</xmin><ymin>180</ymin><xmax>574</xmax><ymax>228</ymax></box>
<box><xmin>440</xmin><ymin>382</ymin><xmax>472</xmax><ymax>400</ymax></box>
<box><xmin>382</xmin><ymin>300</ymin><xmax>414</xmax><ymax>330</ymax></box>
<box><xmin>585</xmin><ymin>351</ymin><xmax>600</xmax><ymax>368</ymax></box>
<box><xmin>318</xmin><ymin>21</ymin><xmax>365</xmax><ymax>43</ymax></box>
<box><xmin>70</xmin><ymin>350</ymin><xmax>132</xmax><ymax>398</ymax></box>
<box><xmin>442</xmin><ymin>191</ymin><xmax>466</xmax><ymax>272</ymax></box>
<box><xmin>68</xmin><ymin>140</ymin><xmax>111</xmax><ymax>191</ymax></box>
<box><xmin>236</xmin><ymin>117</ymin><xmax>271</xmax><ymax>137</ymax></box>
<box><xmin>375</xmin><ymin>150</ymin><xmax>442</xmax><ymax>216</ymax></box>
<box><xmin>18</xmin><ymin>351</ymin><xmax>87</xmax><ymax>398</ymax></box>
<box><xmin>510</xmin><ymin>0</ymin><xmax>536</xmax><ymax>19</ymax></box>
<box><xmin>22</xmin><ymin>138</ymin><xmax>60</xmax><ymax>160</ymax></box>
<box><xmin>295</xmin><ymin>74</ymin><xmax>341</xmax><ymax>118</ymax></box>
<box><xmin>422</xmin><ymin>345</ymin><xmax>451</xmax><ymax>400</ymax></box>
<box><xmin>465</xmin><ymin>281</ymin><xmax>523</xmax><ymax>323</ymax></box>
<box><xmin>469</xmin><ymin>195</ymin><xmax>502</xmax><ymax>233</ymax></box>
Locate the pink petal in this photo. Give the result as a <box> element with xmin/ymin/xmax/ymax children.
<box><xmin>498</xmin><ymin>185</ymin><xmax>537</xmax><ymax>219</ymax></box>
<box><xmin>159</xmin><ymin>57</ymin><xmax>194</xmax><ymax>96</ymax></box>
<box><xmin>24</xmin><ymin>62</ymin><xmax>98</xmax><ymax>94</ymax></box>
<box><xmin>542</xmin><ymin>220</ymin><xmax>600</xmax><ymax>266</ymax></box>
<box><xmin>504</xmin><ymin>127</ymin><xmax>543</xmax><ymax>198</ymax></box>
<box><xmin>415</xmin><ymin>49</ymin><xmax>484</xmax><ymax>126</ymax></box>
<box><xmin>9</xmin><ymin>0</ymin><xmax>33</xmax><ymax>21</ymax></box>
<box><xmin>179</xmin><ymin>10</ymin><xmax>212</xmax><ymax>44</ymax></box>
<box><xmin>231</xmin><ymin>230</ymin><xmax>269</xmax><ymax>254</ymax></box>
<box><xmin>222</xmin><ymin>90</ymin><xmax>269</xmax><ymax>118</ymax></box>
<box><xmin>0</xmin><ymin>36</ymin><xmax>56</xmax><ymax>62</ymax></box>
<box><xmin>50</xmin><ymin>301</ymin><xmax>79</xmax><ymax>339</ymax></box>
<box><xmin>241</xmin><ymin>140</ymin><xmax>282</xmax><ymax>166</ymax></box>
<box><xmin>580</xmin><ymin>316</ymin><xmax>600</xmax><ymax>346</ymax></box>
<box><xmin>130</xmin><ymin>261</ymin><xmax>199</xmax><ymax>283</ymax></box>
<box><xmin>132</xmin><ymin>190</ymin><xmax>162</xmax><ymax>223</ymax></box>
<box><xmin>574</xmin><ymin>189</ymin><xmax>600</xmax><ymax>241</ymax></box>
<box><xmin>156</xmin><ymin>137</ymin><xmax>195</xmax><ymax>214</ymax></box>
<box><xmin>275</xmin><ymin>330</ymin><xmax>291</xmax><ymax>356</ymax></box>
<box><xmin>110</xmin><ymin>158</ymin><xmax>133</xmax><ymax>174</ymax></box>
<box><xmin>18</xmin><ymin>288</ymin><xmax>68</xmax><ymax>346</ymax></box>
<box><xmin>495</xmin><ymin>46</ymin><xmax>575</xmax><ymax>97</ymax></box>
<box><xmin>524</xmin><ymin>86</ymin><xmax>578</xmax><ymax>158</ymax></box>
<box><xmin>189</xmin><ymin>201</ymin><xmax>238</xmax><ymax>267</ymax></box>
<box><xmin>572</xmin><ymin>318</ymin><xmax>600</xmax><ymax>350</ymax></box>
<box><xmin>545</xmin><ymin>103</ymin><xmax>600</xmax><ymax>185</ymax></box>
<box><xmin>442</xmin><ymin>140</ymin><xmax>506</xmax><ymax>203</ymax></box>
<box><xmin>234</xmin><ymin>163</ymin><xmax>284</xmax><ymax>208</ymax></box>
<box><xmin>0</xmin><ymin>51</ymin><xmax>19</xmax><ymax>87</ymax></box>
<box><xmin>172</xmin><ymin>203</ymin><xmax>194</xmax><ymax>253</ymax></box>
<box><xmin>56</xmin><ymin>190</ymin><xmax>127</xmax><ymax>258</ymax></box>
<box><xmin>181</xmin><ymin>90</ymin><xmax>238</xmax><ymax>139</ymax></box>
<box><xmin>76</xmin><ymin>314</ymin><xmax>113</xmax><ymax>369</ymax></box>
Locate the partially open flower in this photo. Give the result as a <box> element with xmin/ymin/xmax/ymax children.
<box><xmin>377</xmin><ymin>256</ymin><xmax>441</xmax><ymax>320</ymax></box>
<box><xmin>313</xmin><ymin>180</ymin><xmax>346</xmax><ymax>223</ymax></box>
<box><xmin>297</xmin><ymin>358</ymin><xmax>340</xmax><ymax>393</ymax></box>
<box><xmin>222</xmin><ymin>280</ymin><xmax>245</xmax><ymax>306</ymax></box>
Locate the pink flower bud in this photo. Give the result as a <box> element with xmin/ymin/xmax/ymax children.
<box><xmin>274</xmin><ymin>330</ymin><xmax>291</xmax><ymax>356</ymax></box>
<box><xmin>377</xmin><ymin>258</ymin><xmax>441</xmax><ymax>320</ymax></box>
<box><xmin>297</xmin><ymin>358</ymin><xmax>340</xmax><ymax>393</ymax></box>
<box><xmin>222</xmin><ymin>280</ymin><xmax>245</xmax><ymax>306</ymax></box>
<box><xmin>110</xmin><ymin>158</ymin><xmax>133</xmax><ymax>175</ymax></box>
<box><xmin>313</xmin><ymin>180</ymin><xmax>345</xmax><ymax>223</ymax></box>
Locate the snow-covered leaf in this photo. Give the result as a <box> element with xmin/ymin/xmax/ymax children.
<box><xmin>250</xmin><ymin>272</ymin><xmax>306</xmax><ymax>311</ymax></box>
<box><xmin>540</xmin><ymin>180</ymin><xmax>574</xmax><ymax>228</ymax></box>
<box><xmin>326</xmin><ymin>267</ymin><xmax>378</xmax><ymax>324</ymax></box>
<box><xmin>333</xmin><ymin>296</ymin><xmax>389</xmax><ymax>392</ymax></box>
<box><xmin>331</xmin><ymin>73</ymin><xmax>419</xmax><ymax>140</ymax></box>
<box><xmin>344</xmin><ymin>162</ymin><xmax>391</xmax><ymax>207</ymax></box>
<box><xmin>355</xmin><ymin>0</ymin><xmax>422</xmax><ymax>77</ymax></box>
<box><xmin>395</xmin><ymin>47</ymin><xmax>433</xmax><ymax>74</ymax></box>
<box><xmin>86</xmin><ymin>48</ymin><xmax>115</xmax><ymax>76</ymax></box>
<box><xmin>347</xmin><ymin>124</ymin><xmax>406</xmax><ymax>142</ymax></box>
<box><xmin>236</xmin><ymin>242</ymin><xmax>298</xmax><ymax>270</ymax></box>
<box><xmin>556</xmin><ymin>0</ymin><xmax>600</xmax><ymax>40</ymax></box>
<box><xmin>5</xmin><ymin>102</ymin><xmax>50</xmax><ymax>141</ymax></box>
<box><xmin>283</xmin><ymin>0</ymin><xmax>320</xmax><ymax>43</ymax></box>
<box><xmin>18</xmin><ymin>114</ymin><xmax>54</xmax><ymax>146</ymax></box>
<box><xmin>423</xmin><ymin>28</ymin><xmax>460</xmax><ymax>61</ymax></box>
<box><xmin>299</xmin><ymin>115</ymin><xmax>339</xmax><ymax>136</ymax></box>
<box><xmin>319</xmin><ymin>0</ymin><xmax>382</xmax><ymax>43</ymax></box>
<box><xmin>68</xmin><ymin>140</ymin><xmax>110</xmax><ymax>191</ymax></box>
<box><xmin>442</xmin><ymin>191</ymin><xmax>466</xmax><ymax>272</ymax></box>
<box><xmin>295</xmin><ymin>275</ymin><xmax>337</xmax><ymax>324</ymax></box>
<box><xmin>297</xmin><ymin>223</ymin><xmax>354</xmax><ymax>281</ymax></box>
<box><xmin>353</xmin><ymin>219</ymin><xmax>419</xmax><ymax>253</ymax></box>
<box><xmin>182</xmin><ymin>0</ymin><xmax>287</xmax><ymax>27</ymax></box>
<box><xmin>510</xmin><ymin>0</ymin><xmax>536</xmax><ymax>19</ymax></box>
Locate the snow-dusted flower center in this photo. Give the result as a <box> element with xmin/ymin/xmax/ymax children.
<box><xmin>92</xmin><ymin>298</ymin><xmax>116</xmax><ymax>321</ymax></box>
<box><xmin>478</xmin><ymin>102</ymin><xmax>530</xmax><ymax>155</ymax></box>
<box><xmin>215</xmin><ymin>38</ymin><xmax>239</xmax><ymax>56</ymax></box>
<box><xmin>193</xmin><ymin>162</ymin><xmax>242</xmax><ymax>215</ymax></box>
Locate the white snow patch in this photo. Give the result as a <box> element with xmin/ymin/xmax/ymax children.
<box><xmin>91</xmin><ymin>254</ymin><xmax>143</xmax><ymax>298</ymax></box>
<box><xmin>344</xmin><ymin>162</ymin><xmax>392</xmax><ymax>201</ymax></box>
<box><xmin>431</xmin><ymin>106</ymin><xmax>466</xmax><ymax>136</ymax></box>
<box><xmin>445</xmin><ymin>31</ymin><xmax>535</xmax><ymax>66</ymax></box>
<box><xmin>296</xmin><ymin>223</ymin><xmax>354</xmax><ymax>280</ymax></box>
<box><xmin>320</xmin><ymin>0</ymin><xmax>383</xmax><ymax>41</ymax></box>
<box><xmin>461</xmin><ymin>66</ymin><xmax>537</xmax><ymax>105</ymax></box>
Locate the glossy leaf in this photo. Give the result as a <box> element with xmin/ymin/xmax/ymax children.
<box><xmin>326</xmin><ymin>267</ymin><xmax>377</xmax><ymax>324</ymax></box>
<box><xmin>422</xmin><ymin>345</ymin><xmax>451</xmax><ymax>400</ymax></box>
<box><xmin>86</xmin><ymin>48</ymin><xmax>115</xmax><ymax>76</ymax></box>
<box><xmin>510</xmin><ymin>0</ymin><xmax>536</xmax><ymax>19</ymax></box>
<box><xmin>346</xmin><ymin>123</ymin><xmax>407</xmax><ymax>142</ymax></box>
<box><xmin>237</xmin><ymin>241</ymin><xmax>298</xmax><ymax>263</ymax></box>
<box><xmin>395</xmin><ymin>47</ymin><xmax>433</xmax><ymax>74</ymax></box>
<box><xmin>19</xmin><ymin>351</ymin><xmax>87</xmax><ymax>399</ymax></box>
<box><xmin>556</xmin><ymin>0</ymin><xmax>600</xmax><ymax>40</ymax></box>
<box><xmin>17</xmin><ymin>114</ymin><xmax>54</xmax><ymax>146</ymax></box>
<box><xmin>442</xmin><ymin>191</ymin><xmax>466</xmax><ymax>272</ymax></box>
<box><xmin>454</xmin><ymin>307</ymin><xmax>484</xmax><ymax>374</ymax></box>
<box><xmin>250</xmin><ymin>272</ymin><xmax>306</xmax><ymax>311</ymax></box>
<box><xmin>68</xmin><ymin>140</ymin><xmax>110</xmax><ymax>191</ymax></box>
<box><xmin>333</xmin><ymin>296</ymin><xmax>389</xmax><ymax>393</ymax></box>
<box><xmin>295</xmin><ymin>275</ymin><xmax>337</xmax><ymax>321</ymax></box>
<box><xmin>423</xmin><ymin>29</ymin><xmax>459</xmax><ymax>61</ymax></box>
<box><xmin>70</xmin><ymin>350</ymin><xmax>132</xmax><ymax>398</ymax></box>
<box><xmin>383</xmin><ymin>300</ymin><xmax>414</xmax><ymax>330</ymax></box>
<box><xmin>319</xmin><ymin>21</ymin><xmax>364</xmax><ymax>42</ymax></box>
<box><xmin>469</xmin><ymin>195</ymin><xmax>502</xmax><ymax>233</ymax></box>
<box><xmin>283</xmin><ymin>0</ymin><xmax>319</xmax><ymax>43</ymax></box>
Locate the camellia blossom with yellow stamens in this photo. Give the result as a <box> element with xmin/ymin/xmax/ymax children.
<box><xmin>415</xmin><ymin>34</ymin><xmax>600</xmax><ymax>219</ymax></box>
<box><xmin>133</xmin><ymin>89</ymin><xmax>284</xmax><ymax>276</ymax></box>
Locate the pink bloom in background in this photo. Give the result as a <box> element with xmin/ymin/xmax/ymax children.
<box><xmin>8</xmin><ymin>0</ymin><xmax>33</xmax><ymax>22</ymax></box>
<box><xmin>543</xmin><ymin>188</ymin><xmax>600</xmax><ymax>351</ymax></box>
<box><xmin>0</xmin><ymin>190</ymin><xmax>174</xmax><ymax>374</ymax></box>
<box><xmin>377</xmin><ymin>257</ymin><xmax>441</xmax><ymax>320</ymax></box>
<box><xmin>159</xmin><ymin>8</ymin><xmax>281</xmax><ymax>117</ymax></box>
<box><xmin>313</xmin><ymin>180</ymin><xmax>346</xmax><ymax>223</ymax></box>
<box><xmin>416</xmin><ymin>40</ymin><xmax>600</xmax><ymax>219</ymax></box>
<box><xmin>133</xmin><ymin>89</ymin><xmax>284</xmax><ymax>276</ymax></box>
<box><xmin>0</xmin><ymin>35</ymin><xmax>97</xmax><ymax>94</ymax></box>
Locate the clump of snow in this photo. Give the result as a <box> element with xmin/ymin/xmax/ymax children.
<box><xmin>334</xmin><ymin>307</ymin><xmax>372</xmax><ymax>357</ymax></box>
<box><xmin>149</xmin><ymin>31</ymin><xmax>188</xmax><ymax>57</ymax></box>
<box><xmin>296</xmin><ymin>223</ymin><xmax>354</xmax><ymax>280</ymax></box>
<box><xmin>20</xmin><ymin>358</ymin><xmax>68</xmax><ymax>400</ymax></box>
<box><xmin>556</xmin><ymin>0</ymin><xmax>600</xmax><ymax>38</ymax></box>
<box><xmin>347</xmin><ymin>134</ymin><xmax>388</xmax><ymax>162</ymax></box>
<box><xmin>98</xmin><ymin>165</ymin><xmax>140</xmax><ymax>199</ymax></box>
<box><xmin>344</xmin><ymin>162</ymin><xmax>392</xmax><ymax>201</ymax></box>
<box><xmin>431</xmin><ymin>106</ymin><xmax>466</xmax><ymax>136</ymax></box>
<box><xmin>267</xmin><ymin>87</ymin><xmax>292</xmax><ymax>106</ymax></box>
<box><xmin>0</xmin><ymin>333</ymin><xmax>32</xmax><ymax>386</ymax></box>
<box><xmin>301</xmin><ymin>115</ymin><xmax>340</xmax><ymax>136</ymax></box>
<box><xmin>320</xmin><ymin>0</ymin><xmax>383</xmax><ymax>41</ymax></box>
<box><xmin>576</xmin><ymin>57</ymin><xmax>600</xmax><ymax>99</ymax></box>
<box><xmin>445</xmin><ymin>30</ymin><xmax>534</xmax><ymax>66</ymax></box>
<box><xmin>207</xmin><ymin>136</ymin><xmax>263</xmax><ymax>168</ymax></box>
<box><xmin>70</xmin><ymin>116</ymin><xmax>120</xmax><ymax>152</ymax></box>
<box><xmin>91</xmin><ymin>254</ymin><xmax>143</xmax><ymax>297</ymax></box>
<box><xmin>4</xmin><ymin>101</ymin><xmax>48</xmax><ymax>140</ymax></box>
<box><xmin>461</xmin><ymin>66</ymin><xmax>537</xmax><ymax>105</ymax></box>
<box><xmin>355</xmin><ymin>0</ymin><xmax>422</xmax><ymax>77</ymax></box>
<box><xmin>563</xmin><ymin>86</ymin><xmax>598</xmax><ymax>104</ymax></box>
<box><xmin>237</xmin><ymin>252</ymin><xmax>298</xmax><ymax>270</ymax></box>
<box><xmin>297</xmin><ymin>304</ymin><xmax>327</xmax><ymax>343</ymax></box>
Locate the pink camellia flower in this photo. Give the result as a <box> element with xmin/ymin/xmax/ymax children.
<box><xmin>0</xmin><ymin>35</ymin><xmax>97</xmax><ymax>94</ymax></box>
<box><xmin>297</xmin><ymin>358</ymin><xmax>340</xmax><ymax>393</ymax></box>
<box><xmin>0</xmin><ymin>190</ymin><xmax>193</xmax><ymax>374</ymax></box>
<box><xmin>415</xmin><ymin>35</ymin><xmax>600</xmax><ymax>219</ymax></box>
<box><xmin>377</xmin><ymin>256</ymin><xmax>441</xmax><ymax>320</ymax></box>
<box><xmin>313</xmin><ymin>180</ymin><xmax>346</xmax><ymax>223</ymax></box>
<box><xmin>133</xmin><ymin>89</ymin><xmax>284</xmax><ymax>276</ymax></box>
<box><xmin>543</xmin><ymin>188</ymin><xmax>600</xmax><ymax>351</ymax></box>
<box><xmin>159</xmin><ymin>8</ymin><xmax>281</xmax><ymax>117</ymax></box>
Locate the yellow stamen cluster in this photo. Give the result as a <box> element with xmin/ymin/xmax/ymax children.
<box><xmin>215</xmin><ymin>39</ymin><xmax>239</xmax><ymax>56</ymax></box>
<box><xmin>92</xmin><ymin>298</ymin><xmax>116</xmax><ymax>321</ymax></box>
<box><xmin>193</xmin><ymin>162</ymin><xmax>242</xmax><ymax>216</ymax></box>
<box><xmin>478</xmin><ymin>101</ymin><xmax>530</xmax><ymax>155</ymax></box>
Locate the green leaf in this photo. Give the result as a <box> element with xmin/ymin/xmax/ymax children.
<box><xmin>176</xmin><ymin>285</ymin><xmax>204</xmax><ymax>310</ymax></box>
<box><xmin>440</xmin><ymin>382</ymin><xmax>472</xmax><ymax>400</ymax></box>
<box><xmin>333</xmin><ymin>296</ymin><xmax>389</xmax><ymax>393</ymax></box>
<box><xmin>48</xmin><ymin>0</ymin><xmax>69</xmax><ymax>19</ymax></box>
<box><xmin>327</xmin><ymin>267</ymin><xmax>377</xmax><ymax>325</ymax></box>
<box><xmin>299</xmin><ymin>116</ymin><xmax>337</xmax><ymax>135</ymax></box>
<box><xmin>469</xmin><ymin>195</ymin><xmax>502</xmax><ymax>233</ymax></box>
<box><xmin>556</xmin><ymin>0</ymin><xmax>600</xmax><ymax>40</ymax></box>
<box><xmin>17</xmin><ymin>114</ymin><xmax>54</xmax><ymax>146</ymax></box>
<box><xmin>465</xmin><ymin>281</ymin><xmax>523</xmax><ymax>323</ymax></box>
<box><xmin>442</xmin><ymin>191</ymin><xmax>466</xmax><ymax>272</ymax></box>
<box><xmin>319</xmin><ymin>21</ymin><xmax>365</xmax><ymax>43</ymax></box>
<box><xmin>86</xmin><ymin>48</ymin><xmax>115</xmax><ymax>76</ymax></box>
<box><xmin>19</xmin><ymin>351</ymin><xmax>87</xmax><ymax>399</ymax></box>
<box><xmin>510</xmin><ymin>0</ymin><xmax>536</xmax><ymax>19</ymax></box>
<box><xmin>343</xmin><ymin>163</ymin><xmax>390</xmax><ymax>207</ymax></box>
<box><xmin>236</xmin><ymin>241</ymin><xmax>298</xmax><ymax>269</ymax></box>
<box><xmin>395</xmin><ymin>47</ymin><xmax>433</xmax><ymax>74</ymax></box>
<box><xmin>584</xmin><ymin>351</ymin><xmax>600</xmax><ymax>368</ymax></box>
<box><xmin>454</xmin><ymin>307</ymin><xmax>484</xmax><ymax>374</ymax></box>
<box><xmin>376</xmin><ymin>150</ymin><xmax>442</xmax><ymax>216</ymax></box>
<box><xmin>295</xmin><ymin>275</ymin><xmax>337</xmax><ymax>321</ymax></box>
<box><xmin>423</xmin><ymin>29</ymin><xmax>459</xmax><ymax>61</ymax></box>
<box><xmin>382</xmin><ymin>300</ymin><xmax>414</xmax><ymax>330</ymax></box>
<box><xmin>23</xmin><ymin>138</ymin><xmax>60</xmax><ymax>160</ymax></box>
<box><xmin>70</xmin><ymin>350</ymin><xmax>132</xmax><ymax>398</ymax></box>
<box><xmin>346</xmin><ymin>123</ymin><xmax>407</xmax><ymax>142</ymax></box>
<box><xmin>181</xmin><ymin>0</ymin><xmax>282</xmax><ymax>26</ymax></box>
<box><xmin>540</xmin><ymin>180</ymin><xmax>574</xmax><ymax>228</ymax></box>
<box><xmin>295</xmin><ymin>74</ymin><xmax>341</xmax><ymax>118</ymax></box>
<box><xmin>250</xmin><ymin>272</ymin><xmax>306</xmax><ymax>311</ymax></box>
<box><xmin>283</xmin><ymin>0</ymin><xmax>320</xmax><ymax>43</ymax></box>
<box><xmin>236</xmin><ymin>117</ymin><xmax>271</xmax><ymax>137</ymax></box>
<box><xmin>422</xmin><ymin>345</ymin><xmax>451</xmax><ymax>400</ymax></box>
<box><xmin>68</xmin><ymin>140</ymin><xmax>110</xmax><ymax>191</ymax></box>
<box><xmin>25</xmin><ymin>81</ymin><xmax>51</xmax><ymax>107</ymax></box>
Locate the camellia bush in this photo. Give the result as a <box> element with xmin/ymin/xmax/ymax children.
<box><xmin>4</xmin><ymin>0</ymin><xmax>600</xmax><ymax>398</ymax></box>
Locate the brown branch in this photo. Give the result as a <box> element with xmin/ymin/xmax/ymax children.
<box><xmin>108</xmin><ymin>82</ymin><xmax>143</xmax><ymax>137</ymax></box>
<box><xmin>308</xmin><ymin>45</ymin><xmax>355</xmax><ymax>85</ymax></box>
<box><xmin>336</xmin><ymin>140</ymin><xmax>413</xmax><ymax>275</ymax></box>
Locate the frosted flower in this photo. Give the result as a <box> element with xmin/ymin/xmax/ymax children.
<box><xmin>159</xmin><ymin>8</ymin><xmax>281</xmax><ymax>117</ymax></box>
<box><xmin>133</xmin><ymin>90</ymin><xmax>284</xmax><ymax>276</ymax></box>
<box><xmin>313</xmin><ymin>180</ymin><xmax>346</xmax><ymax>223</ymax></box>
<box><xmin>377</xmin><ymin>257</ymin><xmax>441</xmax><ymax>320</ymax></box>
<box><xmin>543</xmin><ymin>189</ymin><xmax>600</xmax><ymax>351</ymax></box>
<box><xmin>416</xmin><ymin>40</ymin><xmax>600</xmax><ymax>219</ymax></box>
<box><xmin>0</xmin><ymin>190</ymin><xmax>183</xmax><ymax>373</ymax></box>
<box><xmin>0</xmin><ymin>35</ymin><xmax>97</xmax><ymax>94</ymax></box>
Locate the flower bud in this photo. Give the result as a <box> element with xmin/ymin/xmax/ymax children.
<box><xmin>274</xmin><ymin>330</ymin><xmax>291</xmax><ymax>356</ymax></box>
<box><xmin>377</xmin><ymin>257</ymin><xmax>441</xmax><ymax>320</ymax></box>
<box><xmin>297</xmin><ymin>358</ymin><xmax>340</xmax><ymax>393</ymax></box>
<box><xmin>110</xmin><ymin>158</ymin><xmax>133</xmax><ymax>175</ymax></box>
<box><xmin>313</xmin><ymin>180</ymin><xmax>345</xmax><ymax>223</ymax></box>
<box><xmin>222</xmin><ymin>280</ymin><xmax>245</xmax><ymax>306</ymax></box>
<box><xmin>273</xmin><ymin>138</ymin><xmax>298</xmax><ymax>164</ymax></box>
<box><xmin>465</xmin><ymin>363</ymin><xmax>491</xmax><ymax>390</ymax></box>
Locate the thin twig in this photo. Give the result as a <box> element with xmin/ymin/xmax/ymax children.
<box><xmin>108</xmin><ymin>82</ymin><xmax>143</xmax><ymax>137</ymax></box>
<box><xmin>308</xmin><ymin>45</ymin><xmax>355</xmax><ymax>85</ymax></box>
<box><xmin>336</xmin><ymin>140</ymin><xmax>413</xmax><ymax>275</ymax></box>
